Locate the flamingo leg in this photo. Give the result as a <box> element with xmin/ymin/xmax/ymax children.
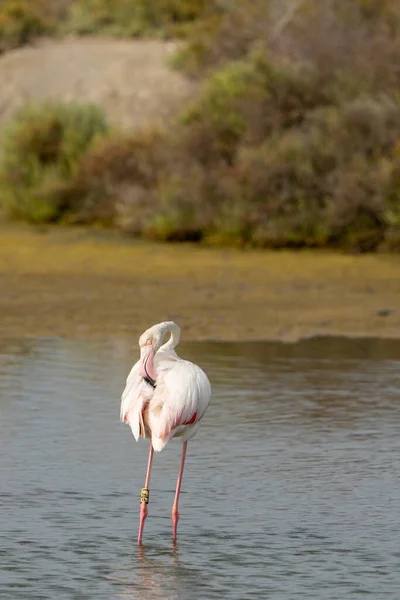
<box><xmin>138</xmin><ymin>443</ymin><xmax>154</xmax><ymax>545</ymax></box>
<box><xmin>172</xmin><ymin>441</ymin><xmax>187</xmax><ymax>541</ymax></box>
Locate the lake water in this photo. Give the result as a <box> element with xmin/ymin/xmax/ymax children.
<box><xmin>1</xmin><ymin>336</ymin><xmax>400</xmax><ymax>599</ymax></box>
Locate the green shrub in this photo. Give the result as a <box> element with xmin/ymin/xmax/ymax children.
<box><xmin>66</xmin><ymin>128</ymin><xmax>215</xmax><ymax>240</ymax></box>
<box><xmin>323</xmin><ymin>157</ymin><xmax>390</xmax><ymax>252</ymax></box>
<box><xmin>194</xmin><ymin>98</ymin><xmax>400</xmax><ymax>251</ymax></box>
<box><xmin>181</xmin><ymin>50</ymin><xmax>331</xmax><ymax>165</ymax></box>
<box><xmin>0</xmin><ymin>102</ymin><xmax>109</xmax><ymax>222</ymax></box>
<box><xmin>382</xmin><ymin>154</ymin><xmax>400</xmax><ymax>250</ymax></box>
<box><xmin>212</xmin><ymin>134</ymin><xmax>328</xmax><ymax>249</ymax></box>
<box><xmin>61</xmin><ymin>128</ymin><xmax>165</xmax><ymax>226</ymax></box>
<box><xmin>143</xmin><ymin>208</ymin><xmax>203</xmax><ymax>242</ymax></box>
<box><xmin>173</xmin><ymin>0</ymin><xmax>268</xmax><ymax>74</ymax></box>
<box><xmin>175</xmin><ymin>0</ymin><xmax>400</xmax><ymax>103</ymax></box>
<box><xmin>0</xmin><ymin>0</ymin><xmax>54</xmax><ymax>53</ymax></box>
<box><xmin>62</xmin><ymin>126</ymin><xmax>219</xmax><ymax>240</ymax></box>
<box><xmin>1</xmin><ymin>0</ymin><xmax>400</xmax><ymax>252</ymax></box>
<box><xmin>67</xmin><ymin>0</ymin><xmax>213</xmax><ymax>37</ymax></box>
<box><xmin>170</xmin><ymin>12</ymin><xmax>223</xmax><ymax>73</ymax></box>
<box><xmin>143</xmin><ymin>165</ymin><xmax>210</xmax><ymax>241</ymax></box>
<box><xmin>181</xmin><ymin>60</ymin><xmax>256</xmax><ymax>164</ymax></box>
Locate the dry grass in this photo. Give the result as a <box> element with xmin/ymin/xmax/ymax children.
<box><xmin>0</xmin><ymin>226</ymin><xmax>399</xmax><ymax>341</ymax></box>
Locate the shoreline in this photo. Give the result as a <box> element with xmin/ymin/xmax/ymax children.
<box><xmin>1</xmin><ymin>226</ymin><xmax>399</xmax><ymax>342</ymax></box>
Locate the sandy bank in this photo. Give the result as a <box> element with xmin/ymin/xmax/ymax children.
<box><xmin>0</xmin><ymin>37</ymin><xmax>194</xmax><ymax>130</ymax></box>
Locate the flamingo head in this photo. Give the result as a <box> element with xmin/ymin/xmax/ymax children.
<box><xmin>138</xmin><ymin>322</ymin><xmax>180</xmax><ymax>381</ymax></box>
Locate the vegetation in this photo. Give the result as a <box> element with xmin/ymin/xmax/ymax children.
<box><xmin>0</xmin><ymin>103</ymin><xmax>109</xmax><ymax>222</ymax></box>
<box><xmin>66</xmin><ymin>0</ymin><xmax>217</xmax><ymax>38</ymax></box>
<box><xmin>0</xmin><ymin>0</ymin><xmax>218</xmax><ymax>50</ymax></box>
<box><xmin>0</xmin><ymin>0</ymin><xmax>55</xmax><ymax>53</ymax></box>
<box><xmin>1</xmin><ymin>0</ymin><xmax>400</xmax><ymax>251</ymax></box>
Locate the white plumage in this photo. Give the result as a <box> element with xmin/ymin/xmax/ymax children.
<box><xmin>121</xmin><ymin>321</ymin><xmax>211</xmax><ymax>452</ymax></box>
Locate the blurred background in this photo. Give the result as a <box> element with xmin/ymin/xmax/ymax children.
<box><xmin>0</xmin><ymin>0</ymin><xmax>400</xmax><ymax>250</ymax></box>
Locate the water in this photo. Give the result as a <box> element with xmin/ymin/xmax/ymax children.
<box><xmin>1</xmin><ymin>336</ymin><xmax>400</xmax><ymax>600</ymax></box>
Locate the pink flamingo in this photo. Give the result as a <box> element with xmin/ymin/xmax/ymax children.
<box><xmin>120</xmin><ymin>321</ymin><xmax>211</xmax><ymax>544</ymax></box>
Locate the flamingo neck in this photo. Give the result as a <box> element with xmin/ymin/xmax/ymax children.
<box><xmin>158</xmin><ymin>323</ymin><xmax>180</xmax><ymax>353</ymax></box>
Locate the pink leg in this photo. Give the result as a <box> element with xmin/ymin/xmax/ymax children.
<box><xmin>138</xmin><ymin>444</ymin><xmax>154</xmax><ymax>545</ymax></box>
<box><xmin>172</xmin><ymin>441</ymin><xmax>187</xmax><ymax>541</ymax></box>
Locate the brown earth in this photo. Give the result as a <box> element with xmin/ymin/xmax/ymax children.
<box><xmin>0</xmin><ymin>37</ymin><xmax>195</xmax><ymax>130</ymax></box>
<box><xmin>0</xmin><ymin>226</ymin><xmax>399</xmax><ymax>342</ymax></box>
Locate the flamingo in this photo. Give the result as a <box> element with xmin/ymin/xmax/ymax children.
<box><xmin>120</xmin><ymin>321</ymin><xmax>211</xmax><ymax>544</ymax></box>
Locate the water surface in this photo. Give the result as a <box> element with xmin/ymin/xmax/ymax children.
<box><xmin>1</xmin><ymin>336</ymin><xmax>400</xmax><ymax>599</ymax></box>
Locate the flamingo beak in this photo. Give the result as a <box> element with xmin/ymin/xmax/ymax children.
<box><xmin>139</xmin><ymin>344</ymin><xmax>156</xmax><ymax>381</ymax></box>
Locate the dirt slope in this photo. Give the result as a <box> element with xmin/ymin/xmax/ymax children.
<box><xmin>0</xmin><ymin>37</ymin><xmax>194</xmax><ymax>129</ymax></box>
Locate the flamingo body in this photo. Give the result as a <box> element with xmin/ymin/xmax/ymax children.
<box><xmin>121</xmin><ymin>329</ymin><xmax>211</xmax><ymax>451</ymax></box>
<box><xmin>120</xmin><ymin>321</ymin><xmax>211</xmax><ymax>543</ymax></box>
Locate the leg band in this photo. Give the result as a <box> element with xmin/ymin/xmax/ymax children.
<box><xmin>140</xmin><ymin>488</ymin><xmax>149</xmax><ymax>504</ymax></box>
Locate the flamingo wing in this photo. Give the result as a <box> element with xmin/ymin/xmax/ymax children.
<box><xmin>120</xmin><ymin>361</ymin><xmax>153</xmax><ymax>441</ymax></box>
<box><xmin>147</xmin><ymin>360</ymin><xmax>211</xmax><ymax>451</ymax></box>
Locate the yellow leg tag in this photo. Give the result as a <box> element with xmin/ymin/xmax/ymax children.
<box><xmin>140</xmin><ymin>488</ymin><xmax>149</xmax><ymax>504</ymax></box>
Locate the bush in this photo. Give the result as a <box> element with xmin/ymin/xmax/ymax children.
<box><xmin>0</xmin><ymin>102</ymin><xmax>109</xmax><ymax>222</ymax></box>
<box><xmin>181</xmin><ymin>50</ymin><xmax>331</xmax><ymax>165</ymax></box>
<box><xmin>181</xmin><ymin>60</ymin><xmax>257</xmax><ymax>164</ymax></box>
<box><xmin>142</xmin><ymin>164</ymin><xmax>211</xmax><ymax>241</ymax></box>
<box><xmin>63</xmin><ymin>128</ymin><xmax>216</xmax><ymax>241</ymax></box>
<box><xmin>0</xmin><ymin>0</ymin><xmax>54</xmax><ymax>53</ymax></box>
<box><xmin>187</xmin><ymin>98</ymin><xmax>400</xmax><ymax>251</ymax></box>
<box><xmin>176</xmin><ymin>0</ymin><xmax>400</xmax><ymax>101</ymax></box>
<box><xmin>323</xmin><ymin>157</ymin><xmax>390</xmax><ymax>252</ymax></box>
<box><xmin>67</xmin><ymin>0</ymin><xmax>214</xmax><ymax>37</ymax></box>
<box><xmin>59</xmin><ymin>128</ymin><xmax>165</xmax><ymax>227</ymax></box>
<box><xmin>173</xmin><ymin>0</ymin><xmax>269</xmax><ymax>74</ymax></box>
<box><xmin>59</xmin><ymin>125</ymin><xmax>222</xmax><ymax>240</ymax></box>
<box><xmin>1</xmin><ymin>1</ymin><xmax>400</xmax><ymax>252</ymax></box>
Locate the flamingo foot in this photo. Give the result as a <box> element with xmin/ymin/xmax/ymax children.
<box><xmin>172</xmin><ymin>506</ymin><xmax>179</xmax><ymax>541</ymax></box>
<box><xmin>138</xmin><ymin>502</ymin><xmax>148</xmax><ymax>545</ymax></box>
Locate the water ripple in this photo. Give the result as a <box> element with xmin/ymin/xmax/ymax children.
<box><xmin>1</xmin><ymin>336</ymin><xmax>400</xmax><ymax>599</ymax></box>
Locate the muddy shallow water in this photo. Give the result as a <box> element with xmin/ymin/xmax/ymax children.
<box><xmin>1</xmin><ymin>227</ymin><xmax>400</xmax><ymax>341</ymax></box>
<box><xmin>1</xmin><ymin>336</ymin><xmax>400</xmax><ymax>599</ymax></box>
